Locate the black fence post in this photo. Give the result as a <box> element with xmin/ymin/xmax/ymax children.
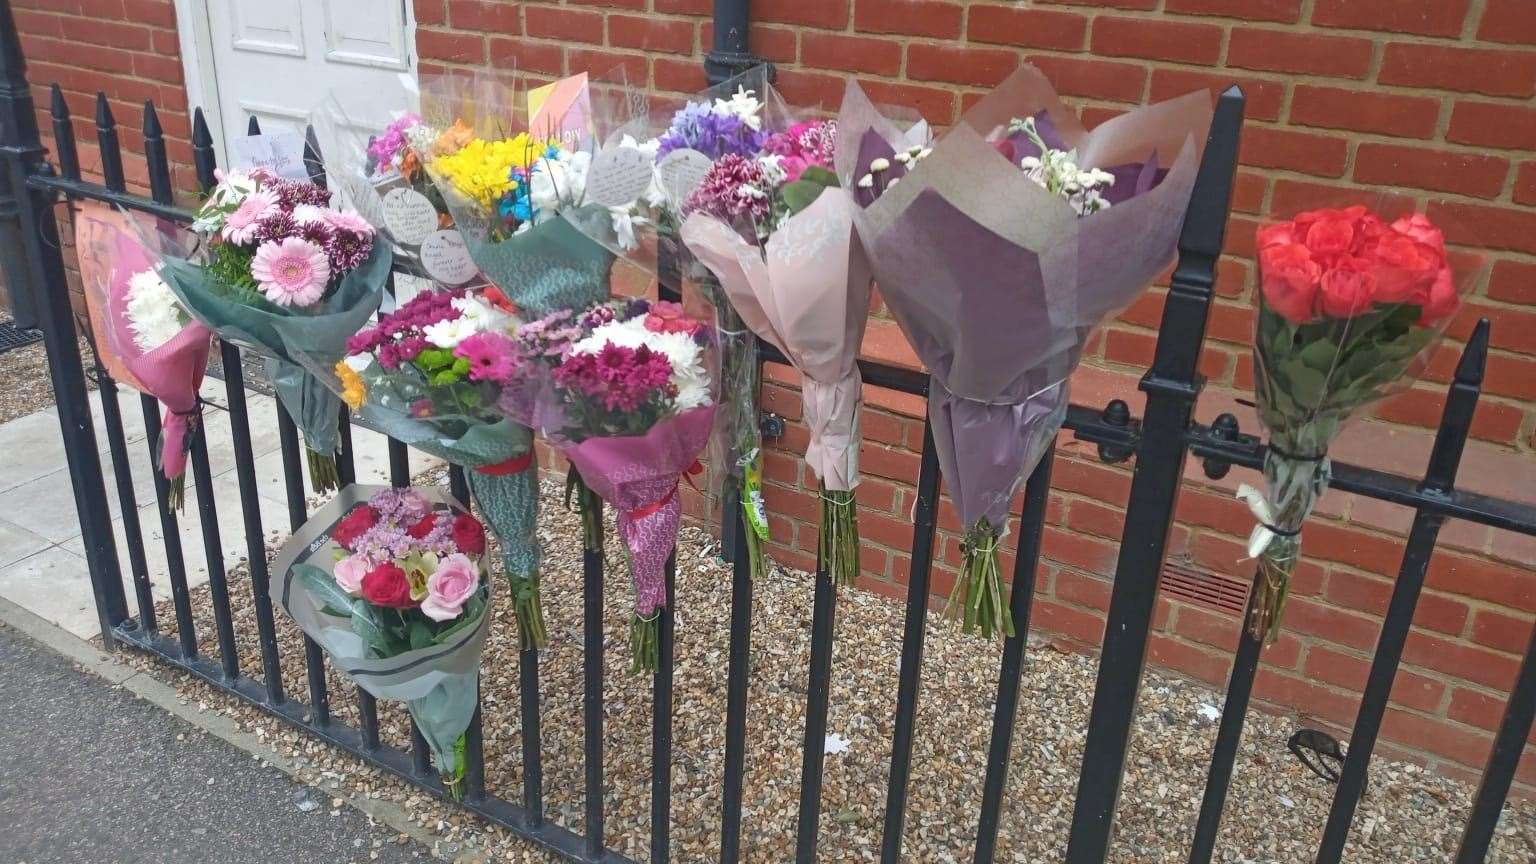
<box><xmin>0</xmin><ymin>1</ymin><xmax>128</xmax><ymax>641</ymax></box>
<box><xmin>1065</xmin><ymin>86</ymin><xmax>1244</xmax><ymax>864</ymax></box>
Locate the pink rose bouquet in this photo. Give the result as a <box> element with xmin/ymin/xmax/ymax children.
<box><xmin>273</xmin><ymin>485</ymin><xmax>491</xmax><ymax>797</ymax></box>
<box><xmin>1243</xmin><ymin>206</ymin><xmax>1466</xmax><ymax>643</ymax></box>
<box><xmin>156</xmin><ymin>168</ymin><xmax>392</xmax><ymax>493</ymax></box>
<box><xmin>504</xmin><ymin>298</ymin><xmax>717</xmax><ymax>673</ymax></box>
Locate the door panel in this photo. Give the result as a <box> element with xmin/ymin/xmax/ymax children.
<box><xmin>205</xmin><ymin>0</ymin><xmax>415</xmax><ymax>168</ymax></box>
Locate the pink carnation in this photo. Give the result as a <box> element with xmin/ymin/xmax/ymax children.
<box><xmin>251</xmin><ymin>237</ymin><xmax>330</xmax><ymax>307</ymax></box>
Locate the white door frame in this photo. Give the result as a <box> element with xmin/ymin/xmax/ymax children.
<box><xmin>172</xmin><ymin>0</ymin><xmax>419</xmax><ymax>168</ymax></box>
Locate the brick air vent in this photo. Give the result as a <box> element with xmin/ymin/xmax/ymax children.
<box><xmin>1159</xmin><ymin>562</ymin><xmax>1249</xmax><ymax>615</ymax></box>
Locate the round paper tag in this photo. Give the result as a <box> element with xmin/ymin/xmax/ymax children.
<box><xmin>657</xmin><ymin>149</ymin><xmax>713</xmax><ymax>209</ymax></box>
<box><xmin>585</xmin><ymin>146</ymin><xmax>654</xmax><ymax>208</ymax></box>
<box><xmin>381</xmin><ymin>188</ymin><xmax>439</xmax><ymax>246</ymax></box>
<box><xmin>419</xmin><ymin>229</ymin><xmax>479</xmax><ymax>286</ymax></box>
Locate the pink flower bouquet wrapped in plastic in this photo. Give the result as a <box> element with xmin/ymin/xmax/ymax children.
<box><xmin>679</xmin><ymin>115</ymin><xmax>876</xmax><ymax>587</ymax></box>
<box><xmin>77</xmin><ymin>202</ymin><xmax>213</xmax><ymax>509</ymax></box>
<box><xmin>841</xmin><ymin>65</ymin><xmax>1213</xmax><ymax>638</ymax></box>
<box><xmin>503</xmin><ymin>297</ymin><xmax>717</xmax><ymax>673</ymax></box>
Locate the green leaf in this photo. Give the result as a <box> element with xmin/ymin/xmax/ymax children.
<box><xmin>349</xmin><ymin>600</ymin><xmax>392</xmax><ymax>657</ymax></box>
<box><xmin>1297</xmin><ymin>338</ymin><xmax>1339</xmax><ymax>373</ymax></box>
<box><xmin>408</xmin><ymin>619</ymin><xmax>435</xmax><ymax>650</ymax></box>
<box><xmin>1285</xmin><ymin>364</ymin><xmax>1328</xmax><ymax>408</ymax></box>
<box><xmin>779</xmin><ymin>167</ymin><xmax>840</xmax><ymax>217</ymax></box>
<box><xmin>294</xmin><ymin>563</ymin><xmax>354</xmax><ymax>617</ymax></box>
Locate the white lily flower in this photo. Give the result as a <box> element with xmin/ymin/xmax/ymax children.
<box><xmin>1235</xmin><ymin>483</ymin><xmax>1278</xmax><ymax>558</ymax></box>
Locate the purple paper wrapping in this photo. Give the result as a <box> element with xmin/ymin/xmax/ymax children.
<box><xmin>839</xmin><ymin>65</ymin><xmax>1212</xmax><ymax>533</ymax></box>
<box><xmin>557</xmin><ymin>405</ymin><xmax>716</xmax><ymax>616</ymax></box>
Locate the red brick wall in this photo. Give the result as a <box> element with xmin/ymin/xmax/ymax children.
<box><xmin>15</xmin><ymin>0</ymin><xmax>196</xmax><ymax>197</ymax></box>
<box><xmin>422</xmin><ymin>0</ymin><xmax>1536</xmax><ymax>787</ymax></box>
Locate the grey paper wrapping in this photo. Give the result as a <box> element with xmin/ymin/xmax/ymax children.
<box><xmin>841</xmin><ymin>67</ymin><xmax>1212</xmax><ymax>531</ymax></box>
<box><xmin>681</xmin><ymin>188</ymin><xmax>872</xmax><ymax>491</ymax></box>
<box><xmin>160</xmin><ymin>242</ymin><xmax>392</xmax><ymax>458</ymax></box>
<box><xmin>270</xmin><ymin>484</ymin><xmax>490</xmax><ymax>770</ymax></box>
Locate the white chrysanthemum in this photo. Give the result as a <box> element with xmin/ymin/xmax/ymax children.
<box><xmin>422</xmin><ymin>315</ymin><xmax>480</xmax><ymax>349</ymax></box>
<box><xmin>291</xmin><ymin>204</ymin><xmax>328</xmax><ymax>225</ymax></box>
<box><xmin>714</xmin><ymin>87</ymin><xmax>763</xmax><ymax>131</ymax></box>
<box><xmin>124</xmin><ymin>268</ymin><xmax>186</xmax><ymax>352</ymax></box>
<box><xmin>450</xmin><ymin>294</ymin><xmax>512</xmax><ymax>335</ymax></box>
<box><xmin>756</xmin><ymin>153</ymin><xmax>788</xmax><ymax>188</ymax></box>
<box><xmin>529</xmin><ymin>150</ymin><xmax>591</xmax><ymax>218</ymax></box>
<box><xmin>570</xmin><ymin>316</ymin><xmax>649</xmax><ymax>355</ymax></box>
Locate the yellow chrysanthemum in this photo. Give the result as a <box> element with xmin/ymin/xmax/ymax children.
<box><xmin>335</xmin><ymin>360</ymin><xmax>366</xmax><ymax>410</ymax></box>
<box><xmin>431</xmin><ymin>132</ymin><xmax>553</xmax><ymax>209</ymax></box>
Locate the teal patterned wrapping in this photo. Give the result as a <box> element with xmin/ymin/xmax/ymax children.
<box><xmin>465</xmin><ymin>217</ymin><xmax>614</xmax><ymax>316</ymax></box>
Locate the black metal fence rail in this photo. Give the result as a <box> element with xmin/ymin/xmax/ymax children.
<box><xmin>4</xmin><ymin>11</ymin><xmax>1536</xmax><ymax>862</ymax></box>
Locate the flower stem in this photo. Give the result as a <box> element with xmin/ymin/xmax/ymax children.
<box><xmin>738</xmin><ymin>451</ymin><xmax>768</xmax><ymax>580</ymax></box>
<box><xmin>306</xmin><ymin>447</ymin><xmax>340</xmax><ymax>494</ymax></box>
<box><xmin>167</xmin><ymin>473</ymin><xmax>185</xmax><ymax>512</ymax></box>
<box><xmin>630</xmin><ymin>612</ymin><xmax>659</xmax><ymax>676</ymax></box>
<box><xmin>818</xmin><ymin>484</ymin><xmax>860</xmax><ymax>587</ymax></box>
<box><xmin>509</xmin><ymin>572</ymin><xmax>547</xmax><ymax>651</ymax></box>
<box><xmin>952</xmin><ymin>519</ymin><xmax>1014</xmax><ymax>639</ymax></box>
<box><xmin>442</xmin><ymin>733</ymin><xmax>467</xmax><ymax>802</ymax></box>
<box><xmin>566</xmin><ymin>466</ymin><xmax>604</xmax><ymax>554</ymax></box>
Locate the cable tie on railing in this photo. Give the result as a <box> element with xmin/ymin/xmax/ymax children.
<box><xmin>1265</xmin><ymin>442</ymin><xmax>1327</xmax><ymax>462</ymax></box>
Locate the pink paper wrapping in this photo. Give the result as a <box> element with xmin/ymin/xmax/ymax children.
<box><xmin>838</xmin><ymin>66</ymin><xmax>1213</xmax><ymax>531</ymax></box>
<box><xmin>558</xmin><ymin>405</ymin><xmax>716</xmax><ymax>616</ymax></box>
<box><xmin>679</xmin><ymin>189</ymin><xmax>872</xmax><ymax>491</ymax></box>
<box><xmin>77</xmin><ymin>205</ymin><xmax>213</xmax><ymax>481</ymax></box>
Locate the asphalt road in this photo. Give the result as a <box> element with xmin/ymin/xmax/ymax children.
<box><xmin>0</xmin><ymin>623</ymin><xmax>433</xmax><ymax>864</ymax></box>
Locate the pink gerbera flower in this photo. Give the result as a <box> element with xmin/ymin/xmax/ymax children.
<box><xmin>251</xmin><ymin>237</ymin><xmax>330</xmax><ymax>307</ymax></box>
<box><xmin>454</xmin><ymin>332</ymin><xmax>516</xmax><ymax>382</ymax></box>
<box><xmin>324</xmin><ymin>208</ymin><xmax>375</xmax><ymax>237</ymax></box>
<box><xmin>222</xmin><ymin>189</ymin><xmax>279</xmax><ymax>245</ymax></box>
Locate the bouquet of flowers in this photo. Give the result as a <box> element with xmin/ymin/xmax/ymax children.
<box><xmin>310</xmin><ymin>90</ymin><xmax>483</xmax><ymax>293</ymax></box>
<box><xmin>840</xmin><ymin>65</ymin><xmax>1213</xmax><ymax>639</ymax></box>
<box><xmin>157</xmin><ymin>167</ymin><xmax>392</xmax><ymax>492</ymax></box>
<box><xmin>333</xmin><ymin>286</ymin><xmax>547</xmax><ymax>649</ymax></box>
<box><xmin>272</xmin><ymin>485</ymin><xmax>491</xmax><ymax>796</ymax></box>
<box><xmin>1243</xmin><ymin>206</ymin><xmax>1464</xmax><ymax>643</ymax></box>
<box><xmin>585</xmin><ymin>71</ymin><xmax>785</xmax><ymax>580</ymax></box>
<box><xmin>76</xmin><ymin>203</ymin><xmax>213</xmax><ymax>509</ymax></box>
<box><xmin>504</xmin><ymin>297</ymin><xmax>717</xmax><ymax>673</ymax></box>
<box><xmin>679</xmin><ymin>114</ymin><xmax>877</xmax><ymax>587</ymax></box>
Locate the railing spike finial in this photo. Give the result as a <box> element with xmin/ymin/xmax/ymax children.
<box><xmin>192</xmin><ymin>107</ymin><xmax>212</xmax><ymax>147</ymax></box>
<box><xmin>142</xmin><ymin>99</ymin><xmax>161</xmax><ymax>139</ymax></box>
<box><xmin>49</xmin><ymin>83</ymin><xmax>67</xmax><ymax>121</ymax></box>
<box><xmin>94</xmin><ymin>91</ymin><xmax>114</xmax><ymax>130</ymax></box>
<box><xmin>247</xmin><ymin>114</ymin><xmax>260</xmax><ymax>135</ymax></box>
<box><xmin>1454</xmin><ymin>318</ymin><xmax>1490</xmax><ymax>387</ymax></box>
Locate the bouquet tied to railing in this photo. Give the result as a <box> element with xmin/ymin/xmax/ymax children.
<box><xmin>77</xmin><ymin>204</ymin><xmax>213</xmax><ymax>510</ymax></box>
<box><xmin>678</xmin><ymin>97</ymin><xmax>880</xmax><ymax>588</ymax></box>
<box><xmin>1244</xmin><ymin>205</ymin><xmax>1467</xmax><ymax>643</ymax></box>
<box><xmin>272</xmin><ymin>485</ymin><xmax>492</xmax><ymax>798</ymax></box>
<box><xmin>155</xmin><ymin>167</ymin><xmax>392</xmax><ymax>492</ymax></box>
<box><xmin>841</xmin><ymin>65</ymin><xmax>1213</xmax><ymax>639</ymax></box>
<box><xmin>500</xmin><ymin>297</ymin><xmax>718</xmax><ymax>673</ymax></box>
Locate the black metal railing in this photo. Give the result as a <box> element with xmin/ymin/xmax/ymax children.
<box><xmin>4</xmin><ymin>6</ymin><xmax>1536</xmax><ymax>862</ymax></box>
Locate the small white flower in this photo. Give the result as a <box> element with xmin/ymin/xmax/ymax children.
<box><xmin>422</xmin><ymin>315</ymin><xmax>480</xmax><ymax>349</ymax></box>
<box><xmin>857</xmin><ymin>174</ymin><xmax>874</xmax><ymax>189</ymax></box>
<box><xmin>869</xmin><ymin>157</ymin><xmax>890</xmax><ymax>173</ymax></box>
<box><xmin>917</xmin><ymin>147</ymin><xmax>933</xmax><ymax>160</ymax></box>
<box><xmin>1020</xmin><ymin>156</ymin><xmax>1042</xmax><ymax>171</ymax></box>
<box><xmin>893</xmin><ymin>151</ymin><xmax>911</xmax><ymax>164</ymax></box>
<box><xmin>714</xmin><ymin>87</ymin><xmax>764</xmax><ymax>131</ymax></box>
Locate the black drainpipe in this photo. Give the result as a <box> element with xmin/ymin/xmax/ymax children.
<box><xmin>705</xmin><ymin>0</ymin><xmax>769</xmax><ymax>84</ymax></box>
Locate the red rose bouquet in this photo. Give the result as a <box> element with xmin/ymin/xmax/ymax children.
<box><xmin>1244</xmin><ymin>206</ymin><xmax>1464</xmax><ymax>643</ymax></box>
<box><xmin>272</xmin><ymin>486</ymin><xmax>491</xmax><ymax>797</ymax></box>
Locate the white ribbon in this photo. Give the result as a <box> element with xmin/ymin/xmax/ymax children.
<box><xmin>1235</xmin><ymin>483</ymin><xmax>1277</xmax><ymax>559</ymax></box>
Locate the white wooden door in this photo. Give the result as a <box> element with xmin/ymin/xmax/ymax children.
<box><xmin>202</xmin><ymin>0</ymin><xmax>416</xmax><ymax>163</ymax></box>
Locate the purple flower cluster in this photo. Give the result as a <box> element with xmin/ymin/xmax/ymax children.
<box><xmin>682</xmin><ymin>153</ymin><xmax>771</xmax><ymax>223</ymax></box>
<box><xmin>237</xmin><ymin>175</ymin><xmax>375</xmax><ymax>275</ymax></box>
<box><xmin>347</xmin><ymin>289</ymin><xmax>463</xmax><ymax>368</ymax></box>
<box><xmin>553</xmin><ymin>343</ymin><xmax>676</xmax><ymax>413</ymax></box>
<box><xmin>655</xmin><ymin>101</ymin><xmax>766</xmax><ymax>162</ymax></box>
<box><xmin>348</xmin><ymin>491</ymin><xmax>460</xmax><ymax>561</ymax></box>
<box><xmin>515</xmin><ymin>309</ymin><xmax>585</xmax><ymax>360</ymax></box>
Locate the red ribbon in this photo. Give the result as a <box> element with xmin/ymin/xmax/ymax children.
<box><xmin>625</xmin><ymin>462</ymin><xmax>704</xmax><ymax>521</ymax></box>
<box><xmin>476</xmin><ymin>451</ymin><xmax>534</xmax><ymax>476</ymax></box>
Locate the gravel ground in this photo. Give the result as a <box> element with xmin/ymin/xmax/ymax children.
<box><xmin>121</xmin><ymin>475</ymin><xmax>1536</xmax><ymax>863</ymax></box>
<box><xmin>0</xmin><ymin>335</ymin><xmax>97</xmax><ymax>423</ymax></box>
